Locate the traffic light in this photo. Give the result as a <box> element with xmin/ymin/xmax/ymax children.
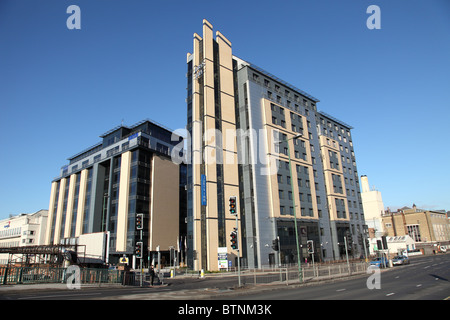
<box><xmin>229</xmin><ymin>196</ymin><xmax>237</xmax><ymax>215</ymax></box>
<box><xmin>381</xmin><ymin>235</ymin><xmax>388</xmax><ymax>250</ymax></box>
<box><xmin>135</xmin><ymin>242</ymin><xmax>143</xmax><ymax>258</ymax></box>
<box><xmin>136</xmin><ymin>213</ymin><xmax>144</xmax><ymax>230</ymax></box>
<box><xmin>230</xmin><ymin>229</ymin><xmax>238</xmax><ymax>249</ymax></box>
<box><xmin>272</xmin><ymin>239</ymin><xmax>279</xmax><ymax>251</ymax></box>
<box><xmin>307</xmin><ymin>240</ymin><xmax>314</xmax><ymax>254</ymax></box>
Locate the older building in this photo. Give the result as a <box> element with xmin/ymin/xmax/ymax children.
<box><xmin>186</xmin><ymin>20</ymin><xmax>367</xmax><ymax>270</ymax></box>
<box><xmin>382</xmin><ymin>205</ymin><xmax>450</xmax><ymax>249</ymax></box>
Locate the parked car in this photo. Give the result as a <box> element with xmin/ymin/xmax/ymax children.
<box><xmin>392</xmin><ymin>255</ymin><xmax>410</xmax><ymax>265</ymax></box>
<box><xmin>369</xmin><ymin>257</ymin><xmax>389</xmax><ymax>268</ymax></box>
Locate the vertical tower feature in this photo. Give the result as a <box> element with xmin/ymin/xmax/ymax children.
<box><xmin>187</xmin><ymin>20</ymin><xmax>240</xmax><ymax>271</ymax></box>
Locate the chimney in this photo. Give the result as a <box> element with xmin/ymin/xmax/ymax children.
<box><xmin>360</xmin><ymin>175</ymin><xmax>370</xmax><ymax>193</ymax></box>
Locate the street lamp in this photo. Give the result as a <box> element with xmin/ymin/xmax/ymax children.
<box><xmin>276</xmin><ymin>132</ymin><xmax>303</xmax><ymax>282</ymax></box>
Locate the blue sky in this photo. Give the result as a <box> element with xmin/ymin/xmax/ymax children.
<box><xmin>1</xmin><ymin>0</ymin><xmax>449</xmax><ymax>220</ymax></box>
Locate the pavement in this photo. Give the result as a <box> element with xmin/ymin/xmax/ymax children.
<box><xmin>0</xmin><ymin>268</ymin><xmax>373</xmax><ymax>300</ymax></box>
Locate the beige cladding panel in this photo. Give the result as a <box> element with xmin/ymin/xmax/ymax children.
<box><xmin>150</xmin><ymin>156</ymin><xmax>179</xmax><ymax>251</ymax></box>
<box><xmin>202</xmin><ymin>20</ymin><xmax>214</xmax><ymax>59</ymax></box>
<box><xmin>207</xmin><ymin>218</ymin><xmax>219</xmax><ymax>270</ymax></box>
<box><xmin>220</xmin><ymin>93</ymin><xmax>236</xmax><ymax>124</ymax></box>
<box><xmin>203</xmin><ymin>116</ymin><xmax>217</xmax><ymax>146</ymax></box>
<box><xmin>216</xmin><ymin>31</ymin><xmax>233</xmax><ymax>70</ymax></box>
<box><xmin>206</xmin><ymin>182</ymin><xmax>218</xmax><ymax>219</ymax></box>
<box><xmin>75</xmin><ymin>169</ymin><xmax>88</xmax><ymax>237</ymax></box>
<box><xmin>64</xmin><ymin>174</ymin><xmax>77</xmax><ymax>238</ymax></box>
<box><xmin>204</xmin><ymin>85</ymin><xmax>215</xmax><ymax>117</ymax></box>
<box><xmin>45</xmin><ymin>181</ymin><xmax>58</xmax><ymax>245</ymax></box>
<box><xmin>192</xmin><ymin>34</ymin><xmax>202</xmax><ymax>99</ymax></box>
<box><xmin>222</xmin><ymin>151</ymin><xmax>239</xmax><ymax>187</ymax></box>
<box><xmin>53</xmin><ymin>178</ymin><xmax>67</xmax><ymax>244</ymax></box>
<box><xmin>221</xmin><ymin>121</ymin><xmax>237</xmax><ymax>154</ymax></box>
<box><xmin>192</xmin><ymin>185</ymin><xmax>202</xmax><ymax>220</ymax></box>
<box><xmin>116</xmin><ymin>151</ymin><xmax>131</xmax><ymax>252</ymax></box>
<box><xmin>219</xmin><ymin>66</ymin><xmax>234</xmax><ymax>97</ymax></box>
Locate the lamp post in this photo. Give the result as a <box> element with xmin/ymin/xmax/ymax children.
<box><xmin>277</xmin><ymin>133</ymin><xmax>303</xmax><ymax>282</ymax></box>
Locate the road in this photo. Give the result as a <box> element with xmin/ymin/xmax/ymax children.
<box><xmin>233</xmin><ymin>254</ymin><xmax>450</xmax><ymax>300</ymax></box>
<box><xmin>1</xmin><ymin>254</ymin><xmax>448</xmax><ymax>300</ymax></box>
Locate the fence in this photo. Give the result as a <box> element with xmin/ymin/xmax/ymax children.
<box><xmin>0</xmin><ymin>266</ymin><xmax>124</xmax><ymax>286</ymax></box>
<box><xmin>1</xmin><ymin>261</ymin><xmax>369</xmax><ymax>287</ymax></box>
<box><xmin>166</xmin><ymin>261</ymin><xmax>369</xmax><ymax>286</ymax></box>
<box><xmin>239</xmin><ymin>261</ymin><xmax>369</xmax><ymax>286</ymax></box>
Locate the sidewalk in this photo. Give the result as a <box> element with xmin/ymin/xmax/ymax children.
<box><xmin>0</xmin><ymin>267</ymin><xmax>373</xmax><ymax>300</ymax></box>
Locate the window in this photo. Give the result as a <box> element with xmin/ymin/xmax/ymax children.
<box><xmin>407</xmin><ymin>225</ymin><xmax>421</xmax><ymax>242</ymax></box>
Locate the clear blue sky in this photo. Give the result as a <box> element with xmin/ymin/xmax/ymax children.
<box><xmin>1</xmin><ymin>0</ymin><xmax>449</xmax><ymax>220</ymax></box>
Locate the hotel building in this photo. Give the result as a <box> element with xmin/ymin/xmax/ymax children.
<box><xmin>44</xmin><ymin>119</ymin><xmax>186</xmax><ymax>266</ymax></box>
<box><xmin>186</xmin><ymin>20</ymin><xmax>367</xmax><ymax>270</ymax></box>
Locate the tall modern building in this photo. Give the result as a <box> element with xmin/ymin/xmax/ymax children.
<box><xmin>186</xmin><ymin>20</ymin><xmax>367</xmax><ymax>271</ymax></box>
<box><xmin>45</xmin><ymin>119</ymin><xmax>186</xmax><ymax>267</ymax></box>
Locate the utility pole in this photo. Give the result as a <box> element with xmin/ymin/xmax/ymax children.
<box><xmin>229</xmin><ymin>196</ymin><xmax>241</xmax><ymax>287</ymax></box>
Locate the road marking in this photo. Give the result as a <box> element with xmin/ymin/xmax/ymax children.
<box><xmin>395</xmin><ymin>276</ymin><xmax>400</xmax><ymax>279</ymax></box>
<box><xmin>18</xmin><ymin>292</ymin><xmax>102</xmax><ymax>300</ymax></box>
<box><xmin>336</xmin><ymin>289</ymin><xmax>346</xmax><ymax>292</ymax></box>
<box><xmin>386</xmin><ymin>293</ymin><xmax>395</xmax><ymax>297</ymax></box>
<box><xmin>424</xmin><ymin>266</ymin><xmax>431</xmax><ymax>269</ymax></box>
<box><xmin>416</xmin><ymin>284</ymin><xmax>422</xmax><ymax>287</ymax></box>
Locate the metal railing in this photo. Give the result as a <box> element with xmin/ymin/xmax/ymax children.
<box><xmin>0</xmin><ymin>266</ymin><xmax>124</xmax><ymax>286</ymax></box>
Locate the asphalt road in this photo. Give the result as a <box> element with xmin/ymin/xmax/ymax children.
<box><xmin>1</xmin><ymin>254</ymin><xmax>448</xmax><ymax>300</ymax></box>
<box><xmin>232</xmin><ymin>254</ymin><xmax>450</xmax><ymax>300</ymax></box>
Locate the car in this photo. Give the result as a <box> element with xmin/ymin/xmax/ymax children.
<box><xmin>369</xmin><ymin>257</ymin><xmax>389</xmax><ymax>268</ymax></box>
<box><xmin>392</xmin><ymin>255</ymin><xmax>410</xmax><ymax>265</ymax></box>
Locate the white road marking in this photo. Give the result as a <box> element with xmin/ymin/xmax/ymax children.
<box><xmin>18</xmin><ymin>292</ymin><xmax>102</xmax><ymax>300</ymax></box>
<box><xmin>386</xmin><ymin>293</ymin><xmax>395</xmax><ymax>296</ymax></box>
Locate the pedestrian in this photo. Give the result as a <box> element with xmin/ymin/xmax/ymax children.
<box><xmin>150</xmin><ymin>265</ymin><xmax>155</xmax><ymax>286</ymax></box>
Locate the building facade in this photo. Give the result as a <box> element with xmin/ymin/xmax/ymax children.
<box><xmin>45</xmin><ymin>119</ymin><xmax>186</xmax><ymax>267</ymax></box>
<box><xmin>0</xmin><ymin>210</ymin><xmax>48</xmax><ymax>265</ymax></box>
<box><xmin>382</xmin><ymin>205</ymin><xmax>450</xmax><ymax>248</ymax></box>
<box><xmin>361</xmin><ymin>175</ymin><xmax>386</xmax><ymax>238</ymax></box>
<box><xmin>186</xmin><ymin>20</ymin><xmax>367</xmax><ymax>271</ymax></box>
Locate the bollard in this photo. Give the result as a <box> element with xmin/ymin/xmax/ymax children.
<box><xmin>200</xmin><ymin>269</ymin><xmax>205</xmax><ymax>278</ymax></box>
<box><xmin>170</xmin><ymin>269</ymin><xmax>174</xmax><ymax>278</ymax></box>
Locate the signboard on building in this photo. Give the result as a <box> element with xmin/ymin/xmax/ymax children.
<box><xmin>201</xmin><ymin>174</ymin><xmax>207</xmax><ymax>206</ymax></box>
<box><xmin>218</xmin><ymin>247</ymin><xmax>228</xmax><ymax>269</ymax></box>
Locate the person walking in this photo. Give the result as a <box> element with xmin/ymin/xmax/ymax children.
<box><xmin>150</xmin><ymin>265</ymin><xmax>156</xmax><ymax>286</ymax></box>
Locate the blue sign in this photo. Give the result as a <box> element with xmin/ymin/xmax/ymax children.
<box><xmin>201</xmin><ymin>174</ymin><xmax>207</xmax><ymax>206</ymax></box>
<box><xmin>128</xmin><ymin>133</ymin><xmax>139</xmax><ymax>141</ymax></box>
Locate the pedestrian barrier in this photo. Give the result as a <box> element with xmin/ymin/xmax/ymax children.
<box><xmin>0</xmin><ymin>261</ymin><xmax>368</xmax><ymax>287</ymax></box>
<box><xmin>0</xmin><ymin>266</ymin><xmax>124</xmax><ymax>286</ymax></box>
<box><xmin>236</xmin><ymin>261</ymin><xmax>369</xmax><ymax>286</ymax></box>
